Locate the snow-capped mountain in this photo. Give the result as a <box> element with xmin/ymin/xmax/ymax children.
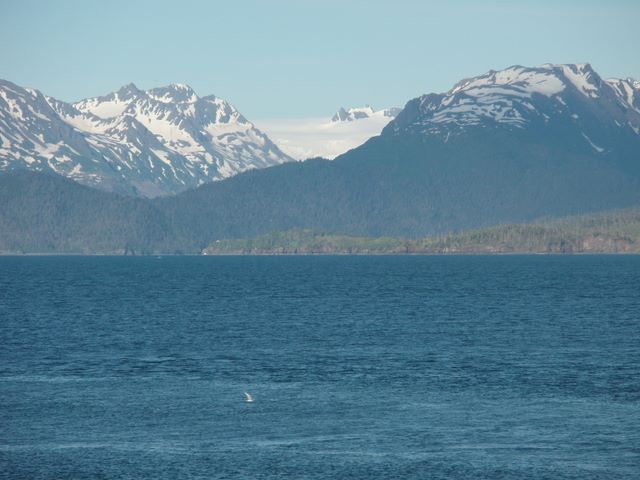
<box><xmin>257</xmin><ymin>105</ymin><xmax>401</xmax><ymax>160</ymax></box>
<box><xmin>331</xmin><ymin>105</ymin><xmax>401</xmax><ymax>122</ymax></box>
<box><xmin>0</xmin><ymin>81</ymin><xmax>292</xmax><ymax>196</ymax></box>
<box><xmin>607</xmin><ymin>77</ymin><xmax>640</xmax><ymax>114</ymax></box>
<box><xmin>386</xmin><ymin>63</ymin><xmax>640</xmax><ymax>153</ymax></box>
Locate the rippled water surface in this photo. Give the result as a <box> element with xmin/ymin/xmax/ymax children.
<box><xmin>1</xmin><ymin>256</ymin><xmax>639</xmax><ymax>479</ymax></box>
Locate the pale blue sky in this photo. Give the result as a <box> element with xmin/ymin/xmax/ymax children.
<box><xmin>1</xmin><ymin>0</ymin><xmax>638</xmax><ymax>118</ymax></box>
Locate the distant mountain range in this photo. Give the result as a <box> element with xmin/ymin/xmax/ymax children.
<box><xmin>1</xmin><ymin>63</ymin><xmax>639</xmax><ymax>253</ymax></box>
<box><xmin>0</xmin><ymin>81</ymin><xmax>292</xmax><ymax>196</ymax></box>
<box><xmin>331</xmin><ymin>105</ymin><xmax>401</xmax><ymax>123</ymax></box>
<box><xmin>256</xmin><ymin>105</ymin><xmax>401</xmax><ymax>160</ymax></box>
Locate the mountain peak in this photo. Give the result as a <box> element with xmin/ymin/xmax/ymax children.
<box><xmin>117</xmin><ymin>82</ymin><xmax>141</xmax><ymax>97</ymax></box>
<box><xmin>558</xmin><ymin>62</ymin><xmax>594</xmax><ymax>74</ymax></box>
<box><xmin>331</xmin><ymin>105</ymin><xmax>399</xmax><ymax>122</ymax></box>
<box><xmin>385</xmin><ymin>62</ymin><xmax>640</xmax><ymax>143</ymax></box>
<box><xmin>116</xmin><ymin>83</ymin><xmax>143</xmax><ymax>101</ymax></box>
<box><xmin>170</xmin><ymin>82</ymin><xmax>193</xmax><ymax>90</ymax></box>
<box><xmin>147</xmin><ymin>83</ymin><xmax>198</xmax><ymax>104</ymax></box>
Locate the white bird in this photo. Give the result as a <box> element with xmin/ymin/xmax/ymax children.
<box><xmin>244</xmin><ymin>392</ymin><xmax>254</xmax><ymax>403</ymax></box>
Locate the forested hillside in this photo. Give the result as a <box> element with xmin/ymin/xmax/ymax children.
<box><xmin>0</xmin><ymin>171</ymin><xmax>176</xmax><ymax>254</ymax></box>
<box><xmin>2</xmin><ymin>170</ymin><xmax>640</xmax><ymax>254</ymax></box>
<box><xmin>202</xmin><ymin>209</ymin><xmax>640</xmax><ymax>254</ymax></box>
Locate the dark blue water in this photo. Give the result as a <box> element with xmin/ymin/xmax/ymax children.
<box><xmin>1</xmin><ymin>256</ymin><xmax>639</xmax><ymax>479</ymax></box>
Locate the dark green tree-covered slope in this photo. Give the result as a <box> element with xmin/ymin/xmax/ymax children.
<box><xmin>0</xmin><ymin>171</ymin><xmax>174</xmax><ymax>254</ymax></box>
<box><xmin>159</xmin><ymin>128</ymin><xmax>640</xmax><ymax>246</ymax></box>
<box><xmin>202</xmin><ymin>208</ymin><xmax>640</xmax><ymax>255</ymax></box>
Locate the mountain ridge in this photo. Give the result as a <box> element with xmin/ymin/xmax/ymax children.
<box><xmin>386</xmin><ymin>63</ymin><xmax>640</xmax><ymax>141</ymax></box>
<box><xmin>0</xmin><ymin>80</ymin><xmax>293</xmax><ymax>197</ymax></box>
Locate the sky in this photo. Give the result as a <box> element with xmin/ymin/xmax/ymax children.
<box><xmin>1</xmin><ymin>0</ymin><xmax>639</xmax><ymax>119</ymax></box>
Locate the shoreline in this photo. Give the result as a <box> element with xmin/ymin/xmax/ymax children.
<box><xmin>1</xmin><ymin>251</ymin><xmax>639</xmax><ymax>257</ymax></box>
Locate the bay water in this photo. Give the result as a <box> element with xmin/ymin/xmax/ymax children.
<box><xmin>1</xmin><ymin>256</ymin><xmax>639</xmax><ymax>479</ymax></box>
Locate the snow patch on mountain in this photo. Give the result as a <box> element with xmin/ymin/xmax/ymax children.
<box><xmin>557</xmin><ymin>64</ymin><xmax>601</xmax><ymax>98</ymax></box>
<box><xmin>74</xmin><ymin>83</ymin><xmax>141</xmax><ymax>119</ymax></box>
<box><xmin>146</xmin><ymin>84</ymin><xmax>199</xmax><ymax>104</ymax></box>
<box><xmin>450</xmin><ymin>66</ymin><xmax>566</xmax><ymax>97</ymax></box>
<box><xmin>606</xmin><ymin>77</ymin><xmax>640</xmax><ymax>114</ymax></box>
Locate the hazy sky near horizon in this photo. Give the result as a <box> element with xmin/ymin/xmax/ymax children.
<box><xmin>1</xmin><ymin>0</ymin><xmax>638</xmax><ymax>119</ymax></box>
